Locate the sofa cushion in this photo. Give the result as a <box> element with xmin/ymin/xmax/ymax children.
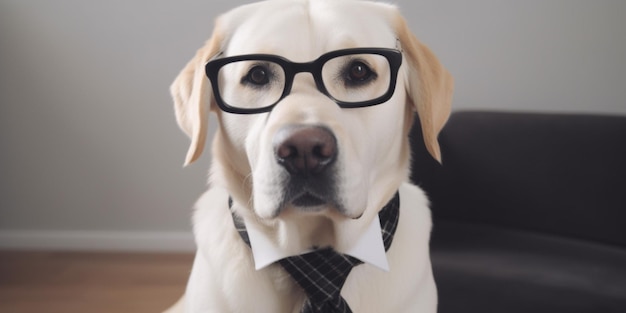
<box><xmin>431</xmin><ymin>221</ymin><xmax>626</xmax><ymax>313</ymax></box>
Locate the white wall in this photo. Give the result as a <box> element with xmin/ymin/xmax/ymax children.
<box><xmin>1</xmin><ymin>0</ymin><xmax>624</xmax><ymax>251</ymax></box>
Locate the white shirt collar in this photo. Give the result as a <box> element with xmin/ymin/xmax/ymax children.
<box><xmin>244</xmin><ymin>214</ymin><xmax>390</xmax><ymax>271</ymax></box>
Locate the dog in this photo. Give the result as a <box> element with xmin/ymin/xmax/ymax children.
<box><xmin>166</xmin><ymin>0</ymin><xmax>453</xmax><ymax>312</ymax></box>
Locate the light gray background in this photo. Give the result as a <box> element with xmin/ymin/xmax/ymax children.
<box><xmin>1</xmin><ymin>0</ymin><xmax>624</xmax><ymax>250</ymax></box>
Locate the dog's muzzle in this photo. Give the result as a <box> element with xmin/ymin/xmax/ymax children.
<box><xmin>273</xmin><ymin>125</ymin><xmax>339</xmax><ymax>209</ymax></box>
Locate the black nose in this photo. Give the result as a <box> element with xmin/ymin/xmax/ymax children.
<box><xmin>273</xmin><ymin>125</ymin><xmax>337</xmax><ymax>176</ymax></box>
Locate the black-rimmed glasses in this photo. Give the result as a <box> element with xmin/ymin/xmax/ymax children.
<box><xmin>205</xmin><ymin>48</ymin><xmax>402</xmax><ymax>114</ymax></box>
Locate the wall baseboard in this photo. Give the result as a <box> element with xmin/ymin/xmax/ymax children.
<box><xmin>0</xmin><ymin>230</ymin><xmax>195</xmax><ymax>252</ymax></box>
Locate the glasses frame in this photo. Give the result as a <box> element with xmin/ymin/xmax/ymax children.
<box><xmin>205</xmin><ymin>48</ymin><xmax>403</xmax><ymax>114</ymax></box>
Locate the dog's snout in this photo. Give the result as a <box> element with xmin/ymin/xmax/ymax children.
<box><xmin>274</xmin><ymin>125</ymin><xmax>337</xmax><ymax>176</ymax></box>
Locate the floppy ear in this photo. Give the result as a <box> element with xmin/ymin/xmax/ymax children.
<box><xmin>395</xmin><ymin>15</ymin><xmax>454</xmax><ymax>162</ymax></box>
<box><xmin>170</xmin><ymin>23</ymin><xmax>224</xmax><ymax>166</ymax></box>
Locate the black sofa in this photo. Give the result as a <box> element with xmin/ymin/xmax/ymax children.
<box><xmin>409</xmin><ymin>111</ymin><xmax>626</xmax><ymax>312</ymax></box>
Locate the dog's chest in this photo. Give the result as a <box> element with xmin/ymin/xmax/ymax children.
<box><xmin>234</xmin><ymin>262</ymin><xmax>307</xmax><ymax>313</ymax></box>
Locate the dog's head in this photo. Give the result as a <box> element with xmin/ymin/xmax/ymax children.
<box><xmin>172</xmin><ymin>0</ymin><xmax>452</xmax><ymax>248</ymax></box>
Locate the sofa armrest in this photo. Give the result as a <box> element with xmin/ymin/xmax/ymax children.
<box><xmin>410</xmin><ymin>111</ymin><xmax>626</xmax><ymax>246</ymax></box>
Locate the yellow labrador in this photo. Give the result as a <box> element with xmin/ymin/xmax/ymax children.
<box><xmin>167</xmin><ymin>0</ymin><xmax>452</xmax><ymax>312</ymax></box>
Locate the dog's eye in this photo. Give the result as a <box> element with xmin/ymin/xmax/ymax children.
<box><xmin>344</xmin><ymin>61</ymin><xmax>376</xmax><ymax>86</ymax></box>
<box><xmin>349</xmin><ymin>62</ymin><xmax>370</xmax><ymax>80</ymax></box>
<box><xmin>244</xmin><ymin>65</ymin><xmax>270</xmax><ymax>86</ymax></box>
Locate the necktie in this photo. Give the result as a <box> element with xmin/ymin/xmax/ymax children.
<box><xmin>279</xmin><ymin>247</ymin><xmax>361</xmax><ymax>312</ymax></box>
<box><xmin>231</xmin><ymin>192</ymin><xmax>400</xmax><ymax>313</ymax></box>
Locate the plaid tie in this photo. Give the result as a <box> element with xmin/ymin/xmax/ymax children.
<box><xmin>231</xmin><ymin>192</ymin><xmax>400</xmax><ymax>313</ymax></box>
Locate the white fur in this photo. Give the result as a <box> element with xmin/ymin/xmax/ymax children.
<box><xmin>166</xmin><ymin>0</ymin><xmax>454</xmax><ymax>312</ymax></box>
